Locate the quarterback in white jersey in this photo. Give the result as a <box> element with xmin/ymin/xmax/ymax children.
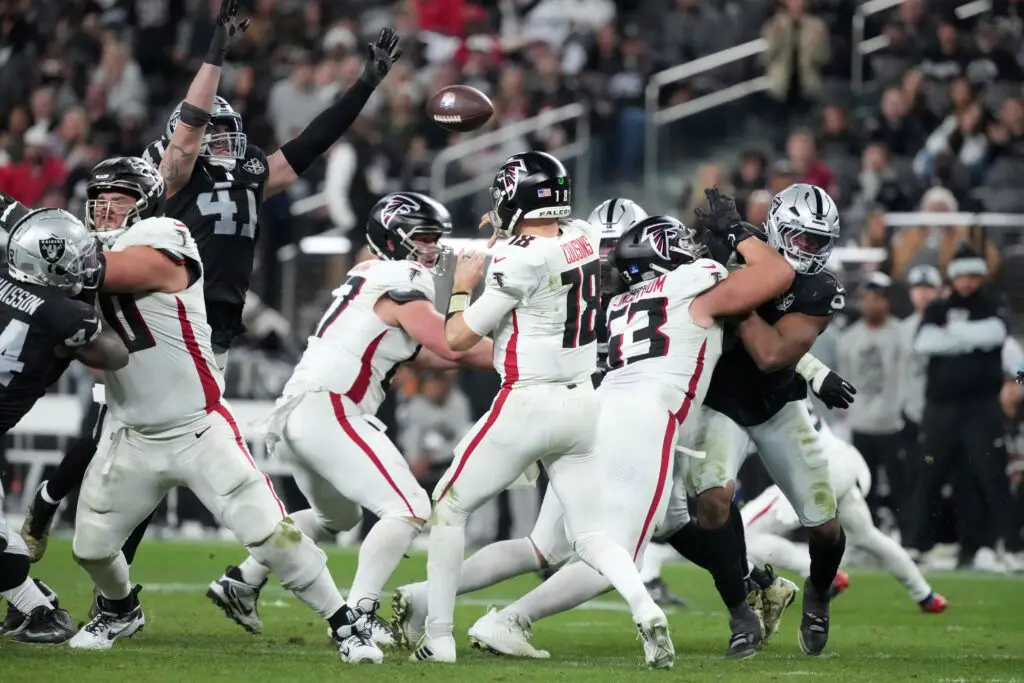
<box><xmin>404</xmin><ymin>152</ymin><xmax>672</xmax><ymax>668</ymax></box>
<box><xmin>69</xmin><ymin>157</ymin><xmax>379</xmax><ymax>663</ymax></box>
<box><xmin>206</xmin><ymin>193</ymin><xmax>492</xmax><ymax>651</ymax></box>
<box><xmin>742</xmin><ymin>402</ymin><xmax>948</xmax><ymax>613</ymax></box>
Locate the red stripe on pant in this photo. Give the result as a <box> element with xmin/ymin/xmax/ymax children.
<box><xmin>745</xmin><ymin>495</ymin><xmax>781</xmax><ymax>528</ymax></box>
<box><xmin>330</xmin><ymin>392</ymin><xmax>415</xmax><ymax>517</ymax></box>
<box><xmin>633</xmin><ymin>411</ymin><xmax>676</xmax><ymax>561</ymax></box>
<box><xmin>436</xmin><ymin>388</ymin><xmax>511</xmax><ymax>503</ymax></box>
<box><xmin>208</xmin><ymin>401</ymin><xmax>285</xmax><ymax>517</ymax></box>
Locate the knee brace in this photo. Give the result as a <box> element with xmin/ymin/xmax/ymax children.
<box><xmin>247</xmin><ymin>517</ymin><xmax>327</xmax><ymax>592</ymax></box>
<box><xmin>0</xmin><ymin>551</ymin><xmax>31</xmax><ymax>592</ymax></box>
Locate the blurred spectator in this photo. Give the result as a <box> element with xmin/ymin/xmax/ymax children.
<box><xmin>0</xmin><ymin>126</ymin><xmax>67</xmax><ymax>207</ymax></box>
<box><xmin>852</xmin><ymin>143</ymin><xmax>911</xmax><ymax>217</ymax></box>
<box><xmin>398</xmin><ymin>370</ymin><xmax>472</xmax><ymax>490</ymax></box>
<box><xmin>660</xmin><ymin>0</ymin><xmax>733</xmax><ymax>67</ymax></box>
<box><xmin>744</xmin><ymin>189</ymin><xmax>772</xmax><ymax>227</ymax></box>
<box><xmin>92</xmin><ymin>39</ymin><xmax>148</xmax><ymax>120</ymax></box>
<box><xmin>817</xmin><ymin>104</ymin><xmax>861</xmax><ymax>158</ymax></box>
<box><xmin>731</xmin><ymin>149</ymin><xmax>769</xmax><ymax>210</ymax></box>
<box><xmin>895</xmin><ymin>0</ymin><xmax>936</xmax><ymax>49</ymax></box>
<box><xmin>860</xmin><ymin>208</ymin><xmax>895</xmax><ymax>268</ymax></box>
<box><xmin>768</xmin><ymin>159</ymin><xmax>799</xmax><ymax>194</ymax></box>
<box><xmin>682</xmin><ymin>163</ymin><xmax>729</xmax><ymax>218</ymax></box>
<box><xmin>986</xmin><ymin>97</ymin><xmax>1024</xmax><ymax>162</ymax></box>
<box><xmin>915</xmin><ymin>79</ymin><xmax>990</xmax><ymax>182</ymax></box>
<box><xmin>900</xmin><ymin>68</ymin><xmax>940</xmax><ymax>133</ymax></box>
<box><xmin>324</xmin><ymin>116</ymin><xmax>389</xmax><ymax>244</ymax></box>
<box><xmin>919</xmin><ymin>20</ymin><xmax>970</xmax><ymax>83</ymax></box>
<box><xmin>838</xmin><ymin>272</ymin><xmax>909</xmax><ymax>535</ymax></box>
<box><xmin>965</xmin><ymin>21</ymin><xmax>1023</xmax><ymax>88</ymax></box>
<box><xmin>267</xmin><ymin>49</ymin><xmax>328</xmax><ymax>147</ymax></box>
<box><xmin>786</xmin><ymin>130</ymin><xmax>835</xmax><ymax>195</ymax></box>
<box><xmin>865</xmin><ymin>86</ymin><xmax>927</xmax><ymax>156</ymax></box>
<box><xmin>763</xmin><ymin>0</ymin><xmax>830</xmax><ymax>115</ymax></box>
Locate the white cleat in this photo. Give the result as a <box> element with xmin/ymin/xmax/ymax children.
<box><xmin>468</xmin><ymin>607</ymin><xmax>550</xmax><ymax>659</ymax></box>
<box><xmin>410</xmin><ymin>635</ymin><xmax>457</xmax><ymax>663</ymax></box>
<box><xmin>636</xmin><ymin>610</ymin><xmax>674</xmax><ymax>670</ymax></box>
<box><xmin>206</xmin><ymin>566</ymin><xmax>264</xmax><ymax>634</ymax></box>
<box><xmin>355</xmin><ymin>598</ymin><xmax>395</xmax><ymax>648</ymax></box>
<box><xmin>333</xmin><ymin>613</ymin><xmax>384</xmax><ymax>664</ymax></box>
<box><xmin>391</xmin><ymin>585</ymin><xmax>427</xmax><ymax>649</ymax></box>
<box><xmin>68</xmin><ymin>603</ymin><xmax>145</xmax><ymax>651</ymax></box>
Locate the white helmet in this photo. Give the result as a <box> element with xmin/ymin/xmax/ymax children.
<box><xmin>766</xmin><ymin>183</ymin><xmax>840</xmax><ymax>275</ymax></box>
<box><xmin>167</xmin><ymin>96</ymin><xmax>246</xmax><ymax>169</ymax></box>
<box><xmin>588</xmin><ymin>198</ymin><xmax>649</xmax><ymax>244</ymax></box>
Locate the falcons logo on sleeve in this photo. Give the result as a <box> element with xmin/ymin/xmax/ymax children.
<box><xmin>640</xmin><ymin>221</ymin><xmax>681</xmax><ymax>260</ymax></box>
<box><xmin>380</xmin><ymin>194</ymin><xmax>421</xmax><ymax>228</ymax></box>
<box><xmin>496</xmin><ymin>158</ymin><xmax>529</xmax><ymax>199</ymax></box>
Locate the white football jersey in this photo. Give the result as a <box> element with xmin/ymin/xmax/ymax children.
<box><xmin>600</xmin><ymin>258</ymin><xmax>728</xmax><ymax>418</ymax></box>
<box><xmin>283</xmin><ymin>259</ymin><xmax>435</xmax><ymax>415</ymax></box>
<box><xmin>100</xmin><ymin>216</ymin><xmax>223</xmax><ymax>429</ymax></box>
<box><xmin>469</xmin><ymin>218</ymin><xmax>600</xmax><ymax>389</ymax></box>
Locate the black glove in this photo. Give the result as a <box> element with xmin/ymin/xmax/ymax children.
<box><xmin>205</xmin><ymin>0</ymin><xmax>250</xmax><ymax>66</ymax></box>
<box><xmin>360</xmin><ymin>27</ymin><xmax>403</xmax><ymax>87</ymax></box>
<box><xmin>0</xmin><ymin>191</ymin><xmax>29</xmax><ymax>234</ymax></box>
<box><xmin>694</xmin><ymin>187</ymin><xmax>756</xmax><ymax>250</ymax></box>
<box><xmin>811</xmin><ymin>370</ymin><xmax>857</xmax><ymax>410</ymax></box>
<box><xmin>81</xmin><ymin>249</ymin><xmax>107</xmax><ymax>292</ymax></box>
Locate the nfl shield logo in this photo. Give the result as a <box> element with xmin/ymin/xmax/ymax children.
<box><xmin>440</xmin><ymin>91</ymin><xmax>456</xmax><ymax>109</ymax></box>
<box><xmin>39</xmin><ymin>237</ymin><xmax>66</xmax><ymax>264</ymax></box>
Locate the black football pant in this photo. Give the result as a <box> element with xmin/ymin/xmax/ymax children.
<box><xmin>906</xmin><ymin>399</ymin><xmax>1015</xmax><ymax>560</ymax></box>
<box><xmin>852</xmin><ymin>430</ymin><xmax>910</xmax><ymax>539</ymax></box>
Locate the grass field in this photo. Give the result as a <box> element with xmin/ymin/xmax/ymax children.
<box><xmin>1</xmin><ymin>539</ymin><xmax>1022</xmax><ymax>682</ymax></box>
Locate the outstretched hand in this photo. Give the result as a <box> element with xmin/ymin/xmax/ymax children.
<box><xmin>361</xmin><ymin>27</ymin><xmax>403</xmax><ymax>86</ymax></box>
<box><xmin>207</xmin><ymin>0</ymin><xmax>250</xmax><ymax>64</ymax></box>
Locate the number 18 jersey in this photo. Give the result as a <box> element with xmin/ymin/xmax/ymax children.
<box><xmin>600</xmin><ymin>258</ymin><xmax>728</xmax><ymax>419</ymax></box>
<box><xmin>467</xmin><ymin>219</ymin><xmax>600</xmax><ymax>390</ymax></box>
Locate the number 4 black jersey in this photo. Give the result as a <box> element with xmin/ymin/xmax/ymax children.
<box><xmin>0</xmin><ymin>273</ymin><xmax>101</xmax><ymax>433</ymax></box>
<box><xmin>704</xmin><ymin>268</ymin><xmax>845</xmax><ymax>427</ymax></box>
<box><xmin>142</xmin><ymin>139</ymin><xmax>270</xmax><ymax>349</ymax></box>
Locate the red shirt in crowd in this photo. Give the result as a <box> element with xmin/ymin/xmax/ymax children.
<box><xmin>0</xmin><ymin>157</ymin><xmax>68</xmax><ymax>208</ymax></box>
<box><xmin>801</xmin><ymin>160</ymin><xmax>835</xmax><ymax>193</ymax></box>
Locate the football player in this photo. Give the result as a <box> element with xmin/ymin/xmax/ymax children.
<box><xmin>671</xmin><ymin>184</ymin><xmax>849</xmax><ymax>657</ymax></box>
<box><xmin>0</xmin><ymin>209</ymin><xmax>128</xmax><ymax>643</ymax></box>
<box><xmin>204</xmin><ymin>193</ymin><xmax>493</xmax><ymax>651</ymax></box>
<box><xmin>394</xmin><ymin>213</ymin><xmax>794</xmax><ymax>660</ymax></box>
<box><xmin>405</xmin><ymin>151</ymin><xmax>672</xmax><ymax>668</ymax></box>
<box><xmin>742</xmin><ymin>401</ymin><xmax>948</xmax><ymax>614</ymax></box>
<box><xmin>21</xmin><ymin>0</ymin><xmax>401</xmax><ymax>572</ymax></box>
<box><xmin>41</xmin><ymin>158</ymin><xmax>379</xmax><ymax>663</ymax></box>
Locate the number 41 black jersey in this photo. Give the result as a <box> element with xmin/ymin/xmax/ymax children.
<box><xmin>0</xmin><ymin>272</ymin><xmax>101</xmax><ymax>433</ymax></box>
<box><xmin>704</xmin><ymin>268</ymin><xmax>845</xmax><ymax>427</ymax></box>
<box><xmin>142</xmin><ymin>139</ymin><xmax>270</xmax><ymax>350</ymax></box>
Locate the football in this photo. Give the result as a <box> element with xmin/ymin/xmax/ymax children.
<box><xmin>426</xmin><ymin>84</ymin><xmax>494</xmax><ymax>133</ymax></box>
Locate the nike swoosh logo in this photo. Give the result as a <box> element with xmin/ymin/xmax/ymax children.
<box><xmin>84</xmin><ymin>317</ymin><xmax>98</xmax><ymax>324</ymax></box>
<box><xmin>493</xmin><ymin>257</ymin><xmax>506</xmax><ymax>263</ymax></box>
<box><xmin>195</xmin><ymin>427</ymin><xmax>211</xmax><ymax>439</ymax></box>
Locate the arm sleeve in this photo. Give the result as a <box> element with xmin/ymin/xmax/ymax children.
<box><xmin>40</xmin><ymin>297</ymin><xmax>102</xmax><ymax>348</ymax></box>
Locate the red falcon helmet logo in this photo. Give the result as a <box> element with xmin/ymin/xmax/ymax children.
<box><xmin>640</xmin><ymin>221</ymin><xmax>682</xmax><ymax>260</ymax></box>
<box><xmin>496</xmin><ymin>158</ymin><xmax>529</xmax><ymax>199</ymax></box>
<box><xmin>380</xmin><ymin>194</ymin><xmax>421</xmax><ymax>229</ymax></box>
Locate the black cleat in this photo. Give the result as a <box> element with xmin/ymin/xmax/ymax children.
<box><xmin>644</xmin><ymin>578</ymin><xmax>688</xmax><ymax>608</ymax></box>
<box><xmin>726</xmin><ymin>609</ymin><xmax>763</xmax><ymax>660</ymax></box>
<box><xmin>11</xmin><ymin>606</ymin><xmax>75</xmax><ymax>644</ymax></box>
<box><xmin>20</xmin><ymin>484</ymin><xmax>61</xmax><ymax>562</ymax></box>
<box><xmin>797</xmin><ymin>578</ymin><xmax>830</xmax><ymax>656</ymax></box>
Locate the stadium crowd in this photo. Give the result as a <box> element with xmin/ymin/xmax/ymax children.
<box><xmin>1</xmin><ymin>0</ymin><xmax>1023</xmax><ymax>568</ymax></box>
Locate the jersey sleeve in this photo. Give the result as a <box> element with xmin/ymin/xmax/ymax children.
<box><xmin>141</xmin><ymin>138</ymin><xmax>167</xmax><ymax>169</ymax></box>
<box><xmin>795</xmin><ymin>271</ymin><xmax>846</xmax><ymax>318</ymax></box>
<box><xmin>38</xmin><ymin>296</ymin><xmax>102</xmax><ymax>348</ymax></box>
<box><xmin>382</xmin><ymin>262</ymin><xmax>436</xmax><ymax>305</ymax></box>
<box><xmin>241</xmin><ymin>144</ymin><xmax>271</xmax><ymax>194</ymax></box>
<box><xmin>665</xmin><ymin>258</ymin><xmax>728</xmax><ymax>299</ymax></box>
<box><xmin>462</xmin><ymin>248</ymin><xmax>538</xmax><ymax>336</ymax></box>
<box><xmin>113</xmin><ymin>216</ymin><xmax>201</xmax><ymax>263</ymax></box>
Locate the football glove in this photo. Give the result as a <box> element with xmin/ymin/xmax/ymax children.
<box><xmin>810</xmin><ymin>370</ymin><xmax>857</xmax><ymax>410</ymax></box>
<box><xmin>360</xmin><ymin>28</ymin><xmax>403</xmax><ymax>87</ymax></box>
<box><xmin>694</xmin><ymin>187</ymin><xmax>757</xmax><ymax>250</ymax></box>
<box><xmin>80</xmin><ymin>249</ymin><xmax>107</xmax><ymax>292</ymax></box>
<box><xmin>206</xmin><ymin>0</ymin><xmax>250</xmax><ymax>66</ymax></box>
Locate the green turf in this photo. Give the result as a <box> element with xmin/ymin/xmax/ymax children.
<box><xmin>1</xmin><ymin>539</ymin><xmax>1022</xmax><ymax>682</ymax></box>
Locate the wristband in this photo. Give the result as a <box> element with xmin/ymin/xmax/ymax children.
<box><xmin>795</xmin><ymin>353</ymin><xmax>827</xmax><ymax>381</ymax></box>
<box><xmin>445</xmin><ymin>292</ymin><xmax>471</xmax><ymax>322</ymax></box>
<box><xmin>179</xmin><ymin>102</ymin><xmax>212</xmax><ymax>129</ymax></box>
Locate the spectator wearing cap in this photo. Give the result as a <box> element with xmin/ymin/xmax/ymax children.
<box><xmin>909</xmin><ymin>243</ymin><xmax>1017</xmax><ymax>571</ymax></box>
<box><xmin>838</xmin><ymin>272</ymin><xmax>909</xmax><ymax>533</ymax></box>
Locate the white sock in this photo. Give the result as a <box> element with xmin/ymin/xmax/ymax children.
<box><xmin>857</xmin><ymin>527</ymin><xmax>933</xmax><ymax>602</ymax></box>
<box><xmin>506</xmin><ymin>560</ymin><xmax>610</xmax><ymax>623</ymax></box>
<box><xmin>40</xmin><ymin>480</ymin><xmax>59</xmax><ymax>504</ymax></box>
<box><xmin>425</xmin><ymin>523</ymin><xmax>465</xmax><ymax>640</ymax></box>
<box><xmin>292</xmin><ymin>567</ymin><xmax>346</xmax><ymax>619</ymax></box>
<box><xmin>458</xmin><ymin>537</ymin><xmax>541</xmax><ymax>592</ymax></box>
<box><xmin>746</xmin><ymin>534</ymin><xmax>811</xmax><ymax>577</ymax></box>
<box><xmin>574</xmin><ymin>532</ymin><xmax>657</xmax><ymax>618</ymax></box>
<box><xmin>290</xmin><ymin>509</ymin><xmax>339</xmax><ymax>543</ymax></box>
<box><xmin>2</xmin><ymin>578</ymin><xmax>53</xmax><ymax>613</ymax></box>
<box><xmin>640</xmin><ymin>542</ymin><xmax>676</xmax><ymax>583</ymax></box>
<box><xmin>80</xmin><ymin>552</ymin><xmax>132</xmax><ymax>601</ymax></box>
<box><xmin>348</xmin><ymin>518</ymin><xmax>420</xmax><ymax>608</ymax></box>
<box><xmin>237</xmin><ymin>556</ymin><xmax>272</xmax><ymax>586</ymax></box>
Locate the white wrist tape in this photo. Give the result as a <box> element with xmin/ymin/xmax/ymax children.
<box><xmin>796</xmin><ymin>353</ymin><xmax>831</xmax><ymax>392</ymax></box>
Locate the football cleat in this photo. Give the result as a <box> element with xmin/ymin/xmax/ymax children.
<box><xmin>206</xmin><ymin>565</ymin><xmax>264</xmax><ymax>634</ymax></box>
<box><xmin>828</xmin><ymin>570</ymin><xmax>850</xmax><ymax>599</ymax></box>
<box><xmin>69</xmin><ymin>591</ymin><xmax>145</xmax><ymax>650</ymax></box>
<box><xmin>759</xmin><ymin>567</ymin><xmax>799</xmax><ymax>641</ymax></box>
<box><xmin>645</xmin><ymin>578</ymin><xmax>688</xmax><ymax>608</ymax></box>
<box><xmin>636</xmin><ymin>609</ymin><xmax>675</xmax><ymax>669</ymax></box>
<box><xmin>797</xmin><ymin>578</ymin><xmax>830</xmax><ymax>656</ymax></box>
<box><xmin>468</xmin><ymin>607</ymin><xmax>550</xmax><ymax>659</ymax></box>
<box><xmin>10</xmin><ymin>606</ymin><xmax>75</xmax><ymax>644</ymax></box>
<box><xmin>920</xmin><ymin>592</ymin><xmax>948</xmax><ymax>614</ymax></box>
<box><xmin>410</xmin><ymin>634</ymin><xmax>457</xmax><ymax>663</ymax></box>
<box><xmin>332</xmin><ymin>614</ymin><xmax>384</xmax><ymax>664</ymax></box>
<box><xmin>391</xmin><ymin>585</ymin><xmax>427</xmax><ymax>649</ymax></box>
<box><xmin>726</xmin><ymin>610</ymin><xmax>763</xmax><ymax>660</ymax></box>
<box><xmin>20</xmin><ymin>483</ymin><xmax>60</xmax><ymax>562</ymax></box>
<box><xmin>355</xmin><ymin>598</ymin><xmax>395</xmax><ymax>648</ymax></box>
<box><xmin>0</xmin><ymin>579</ymin><xmax>59</xmax><ymax>637</ymax></box>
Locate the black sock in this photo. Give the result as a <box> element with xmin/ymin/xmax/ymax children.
<box><xmin>0</xmin><ymin>552</ymin><xmax>30</xmax><ymax>592</ymax></box>
<box><xmin>102</xmin><ymin>591</ymin><xmax>138</xmax><ymax>615</ymax></box>
<box><xmin>667</xmin><ymin>518</ymin><xmax>748</xmax><ymax>609</ymax></box>
<box><xmin>45</xmin><ymin>435</ymin><xmax>100</xmax><ymax>502</ymax></box>
<box><xmin>731</xmin><ymin>502</ymin><xmax>749</xmax><ymax>577</ymax></box>
<box><xmin>808</xmin><ymin>526</ymin><xmax>847</xmax><ymax>596</ymax></box>
<box><xmin>327</xmin><ymin>604</ymin><xmax>358</xmax><ymax>634</ymax></box>
<box><xmin>121</xmin><ymin>511</ymin><xmax>157</xmax><ymax>565</ymax></box>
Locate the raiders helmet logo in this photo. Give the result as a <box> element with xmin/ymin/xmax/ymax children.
<box><xmin>640</xmin><ymin>221</ymin><xmax>681</xmax><ymax>260</ymax></box>
<box><xmin>496</xmin><ymin>158</ymin><xmax>529</xmax><ymax>200</ymax></box>
<box><xmin>380</xmin><ymin>194</ymin><xmax>421</xmax><ymax>229</ymax></box>
<box><xmin>775</xmin><ymin>292</ymin><xmax>795</xmax><ymax>311</ymax></box>
<box><xmin>39</xmin><ymin>237</ymin><xmax>66</xmax><ymax>264</ymax></box>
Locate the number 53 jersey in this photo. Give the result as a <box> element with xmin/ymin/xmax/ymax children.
<box><xmin>600</xmin><ymin>258</ymin><xmax>728</xmax><ymax>419</ymax></box>
<box><xmin>465</xmin><ymin>218</ymin><xmax>600</xmax><ymax>390</ymax></box>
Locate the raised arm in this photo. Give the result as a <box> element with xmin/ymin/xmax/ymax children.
<box><xmin>265</xmin><ymin>29</ymin><xmax>402</xmax><ymax>198</ymax></box>
<box><xmin>160</xmin><ymin>0</ymin><xmax>249</xmax><ymax>196</ymax></box>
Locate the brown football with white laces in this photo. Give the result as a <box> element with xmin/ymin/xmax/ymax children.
<box><xmin>426</xmin><ymin>85</ymin><xmax>494</xmax><ymax>133</ymax></box>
